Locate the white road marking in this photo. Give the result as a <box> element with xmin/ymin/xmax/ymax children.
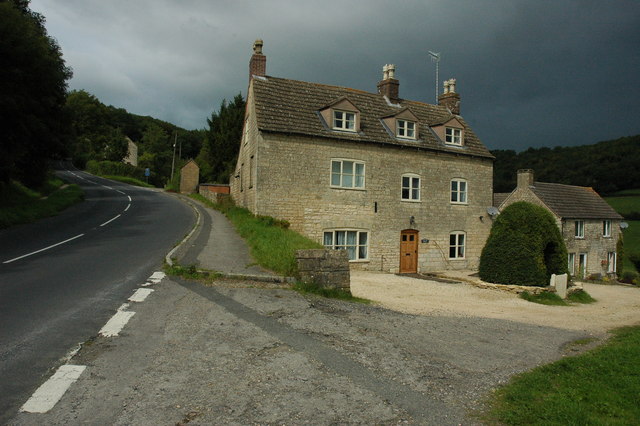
<box><xmin>128</xmin><ymin>288</ymin><xmax>154</xmax><ymax>302</ymax></box>
<box><xmin>99</xmin><ymin>310</ymin><xmax>135</xmax><ymax>337</ymax></box>
<box><xmin>20</xmin><ymin>365</ymin><xmax>86</xmax><ymax>413</ymax></box>
<box><xmin>100</xmin><ymin>214</ymin><xmax>121</xmax><ymax>227</ymax></box>
<box><xmin>127</xmin><ymin>195</ymin><xmax>132</xmax><ymax>202</ymax></box>
<box><xmin>149</xmin><ymin>271</ymin><xmax>166</xmax><ymax>282</ymax></box>
<box><xmin>116</xmin><ymin>190</ymin><xmax>125</xmax><ymax>195</ymax></box>
<box><xmin>3</xmin><ymin>234</ymin><xmax>85</xmax><ymax>264</ymax></box>
<box><xmin>124</xmin><ymin>203</ymin><xmax>131</xmax><ymax>212</ymax></box>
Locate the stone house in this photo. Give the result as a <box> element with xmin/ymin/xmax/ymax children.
<box><xmin>123</xmin><ymin>137</ymin><xmax>138</xmax><ymax>167</ymax></box>
<box><xmin>230</xmin><ymin>40</ymin><xmax>495</xmax><ymax>273</ymax></box>
<box><xmin>497</xmin><ymin>169</ymin><xmax>623</xmax><ymax>278</ymax></box>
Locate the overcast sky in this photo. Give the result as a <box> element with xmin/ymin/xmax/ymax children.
<box><xmin>31</xmin><ymin>0</ymin><xmax>640</xmax><ymax>151</ymax></box>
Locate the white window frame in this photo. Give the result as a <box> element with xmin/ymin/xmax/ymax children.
<box><xmin>401</xmin><ymin>174</ymin><xmax>421</xmax><ymax>201</ymax></box>
<box><xmin>332</xmin><ymin>110</ymin><xmax>356</xmax><ymax>132</ymax></box>
<box><xmin>603</xmin><ymin>220</ymin><xmax>612</xmax><ymax>237</ymax></box>
<box><xmin>323</xmin><ymin>229</ymin><xmax>369</xmax><ymax>261</ymax></box>
<box><xmin>575</xmin><ymin>220</ymin><xmax>584</xmax><ymax>239</ymax></box>
<box><xmin>450</xmin><ymin>179</ymin><xmax>467</xmax><ymax>204</ymax></box>
<box><xmin>449</xmin><ymin>232</ymin><xmax>466</xmax><ymax>259</ymax></box>
<box><xmin>607</xmin><ymin>252</ymin><xmax>617</xmax><ymax>273</ymax></box>
<box><xmin>330</xmin><ymin>159</ymin><xmax>365</xmax><ymax>189</ymax></box>
<box><xmin>445</xmin><ymin>127</ymin><xmax>462</xmax><ymax>145</ymax></box>
<box><xmin>396</xmin><ymin>119</ymin><xmax>416</xmax><ymax>139</ymax></box>
<box><xmin>568</xmin><ymin>253</ymin><xmax>576</xmax><ymax>275</ymax></box>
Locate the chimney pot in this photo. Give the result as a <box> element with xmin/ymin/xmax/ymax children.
<box><xmin>438</xmin><ymin>76</ymin><xmax>460</xmax><ymax>114</ymax></box>
<box><xmin>377</xmin><ymin>64</ymin><xmax>399</xmax><ymax>102</ymax></box>
<box><xmin>249</xmin><ymin>39</ymin><xmax>266</xmax><ymax>80</ymax></box>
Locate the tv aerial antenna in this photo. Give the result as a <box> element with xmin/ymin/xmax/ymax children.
<box><xmin>428</xmin><ymin>51</ymin><xmax>440</xmax><ymax>103</ymax></box>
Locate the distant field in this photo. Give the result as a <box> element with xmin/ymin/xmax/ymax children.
<box><xmin>605</xmin><ymin>191</ymin><xmax>640</xmax><ymax>273</ymax></box>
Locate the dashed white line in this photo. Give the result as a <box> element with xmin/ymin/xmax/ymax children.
<box><xmin>99</xmin><ymin>310</ymin><xmax>135</xmax><ymax>337</ymax></box>
<box><xmin>124</xmin><ymin>203</ymin><xmax>131</xmax><ymax>212</ymax></box>
<box><xmin>127</xmin><ymin>195</ymin><xmax>132</xmax><ymax>202</ymax></box>
<box><xmin>100</xmin><ymin>214</ymin><xmax>121</xmax><ymax>227</ymax></box>
<box><xmin>20</xmin><ymin>365</ymin><xmax>86</xmax><ymax>413</ymax></box>
<box><xmin>3</xmin><ymin>234</ymin><xmax>85</xmax><ymax>264</ymax></box>
<box><xmin>128</xmin><ymin>288</ymin><xmax>154</xmax><ymax>302</ymax></box>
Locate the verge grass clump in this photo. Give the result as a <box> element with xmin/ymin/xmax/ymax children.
<box><xmin>567</xmin><ymin>289</ymin><xmax>597</xmax><ymax>304</ymax></box>
<box><xmin>519</xmin><ymin>291</ymin><xmax>567</xmax><ymax>306</ymax></box>
<box><xmin>101</xmin><ymin>175</ymin><xmax>154</xmax><ymax>188</ymax></box>
<box><xmin>293</xmin><ymin>281</ymin><xmax>370</xmax><ymax>304</ymax></box>
<box><xmin>0</xmin><ymin>179</ymin><xmax>84</xmax><ymax>228</ymax></box>
<box><xmin>482</xmin><ymin>325</ymin><xmax>640</xmax><ymax>425</ymax></box>
<box><xmin>190</xmin><ymin>194</ymin><xmax>322</xmax><ymax>275</ymax></box>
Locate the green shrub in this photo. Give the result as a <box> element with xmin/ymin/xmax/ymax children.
<box><xmin>479</xmin><ymin>201</ymin><xmax>568</xmax><ymax>286</ymax></box>
<box><xmin>620</xmin><ymin>270</ymin><xmax>639</xmax><ymax>284</ymax></box>
<box><xmin>86</xmin><ymin>160</ymin><xmax>159</xmax><ymax>186</ymax></box>
<box><xmin>567</xmin><ymin>289</ymin><xmax>596</xmax><ymax>304</ymax></box>
<box><xmin>616</xmin><ymin>234</ymin><xmax>625</xmax><ymax>275</ymax></box>
<box><xmin>519</xmin><ymin>291</ymin><xmax>567</xmax><ymax>306</ymax></box>
<box><xmin>628</xmin><ymin>252</ymin><xmax>640</xmax><ymax>272</ymax></box>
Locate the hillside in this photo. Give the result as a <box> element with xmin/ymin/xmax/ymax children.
<box><xmin>492</xmin><ymin>135</ymin><xmax>640</xmax><ymax>194</ymax></box>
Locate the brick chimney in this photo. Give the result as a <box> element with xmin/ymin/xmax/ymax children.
<box><xmin>377</xmin><ymin>64</ymin><xmax>399</xmax><ymax>103</ymax></box>
<box><xmin>249</xmin><ymin>39</ymin><xmax>266</xmax><ymax>79</ymax></box>
<box><xmin>438</xmin><ymin>78</ymin><xmax>460</xmax><ymax>114</ymax></box>
<box><xmin>517</xmin><ymin>169</ymin><xmax>534</xmax><ymax>188</ymax></box>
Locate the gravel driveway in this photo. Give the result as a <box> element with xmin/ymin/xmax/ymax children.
<box><xmin>351</xmin><ymin>271</ymin><xmax>640</xmax><ymax>334</ymax></box>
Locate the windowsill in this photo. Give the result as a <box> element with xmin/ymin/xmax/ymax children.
<box><xmin>397</xmin><ymin>136</ymin><xmax>417</xmax><ymax>141</ymax></box>
<box><xmin>575</xmin><ymin>237</ymin><xmax>584</xmax><ymax>240</ymax></box>
<box><xmin>450</xmin><ymin>202</ymin><xmax>468</xmax><ymax>205</ymax></box>
<box><xmin>401</xmin><ymin>199</ymin><xmax>421</xmax><ymax>203</ymax></box>
<box><xmin>349</xmin><ymin>259</ymin><xmax>370</xmax><ymax>263</ymax></box>
<box><xmin>444</xmin><ymin>143</ymin><xmax>463</xmax><ymax>147</ymax></box>
<box><xmin>331</xmin><ymin>128</ymin><xmax>357</xmax><ymax>133</ymax></box>
<box><xmin>448</xmin><ymin>258</ymin><xmax>466</xmax><ymax>261</ymax></box>
<box><xmin>330</xmin><ymin>186</ymin><xmax>366</xmax><ymax>191</ymax></box>
<box><xmin>603</xmin><ymin>236</ymin><xmax>612</xmax><ymax>239</ymax></box>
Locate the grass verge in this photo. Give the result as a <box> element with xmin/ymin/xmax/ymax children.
<box><xmin>519</xmin><ymin>289</ymin><xmax>596</xmax><ymax>306</ymax></box>
<box><xmin>0</xmin><ymin>179</ymin><xmax>84</xmax><ymax>229</ymax></box>
<box><xmin>190</xmin><ymin>194</ymin><xmax>322</xmax><ymax>276</ymax></box>
<box><xmin>483</xmin><ymin>325</ymin><xmax>640</xmax><ymax>424</ymax></box>
<box><xmin>292</xmin><ymin>281</ymin><xmax>370</xmax><ymax>303</ymax></box>
<box><xmin>100</xmin><ymin>175</ymin><xmax>155</xmax><ymax>188</ymax></box>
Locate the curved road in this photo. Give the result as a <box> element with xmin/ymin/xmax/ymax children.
<box><xmin>0</xmin><ymin>165</ymin><xmax>194</xmax><ymax>422</ymax></box>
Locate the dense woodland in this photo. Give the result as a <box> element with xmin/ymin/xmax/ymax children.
<box><xmin>492</xmin><ymin>135</ymin><xmax>640</xmax><ymax>195</ymax></box>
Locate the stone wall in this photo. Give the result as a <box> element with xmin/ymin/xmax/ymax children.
<box><xmin>199</xmin><ymin>184</ymin><xmax>230</xmax><ymax>204</ymax></box>
<box><xmin>180</xmin><ymin>161</ymin><xmax>199</xmax><ymax>194</ymax></box>
<box><xmin>295</xmin><ymin>249</ymin><xmax>350</xmax><ymax>290</ymax></box>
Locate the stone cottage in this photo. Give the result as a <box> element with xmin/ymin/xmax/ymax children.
<box><xmin>497</xmin><ymin>169</ymin><xmax>624</xmax><ymax>278</ymax></box>
<box><xmin>230</xmin><ymin>40</ymin><xmax>495</xmax><ymax>273</ymax></box>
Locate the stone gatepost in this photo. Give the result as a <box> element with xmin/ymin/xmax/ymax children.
<box><xmin>295</xmin><ymin>249</ymin><xmax>350</xmax><ymax>290</ymax></box>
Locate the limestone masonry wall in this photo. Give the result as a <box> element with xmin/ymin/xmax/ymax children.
<box><xmin>296</xmin><ymin>249</ymin><xmax>350</xmax><ymax>290</ymax></box>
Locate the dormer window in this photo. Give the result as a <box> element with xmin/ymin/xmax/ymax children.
<box><xmin>445</xmin><ymin>127</ymin><xmax>462</xmax><ymax>145</ymax></box>
<box><xmin>333</xmin><ymin>110</ymin><xmax>356</xmax><ymax>131</ymax></box>
<box><xmin>396</xmin><ymin>120</ymin><xmax>416</xmax><ymax>139</ymax></box>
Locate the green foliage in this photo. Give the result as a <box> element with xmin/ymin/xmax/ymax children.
<box><xmin>0</xmin><ymin>0</ymin><xmax>72</xmax><ymax>187</ymax></box>
<box><xmin>197</xmin><ymin>94</ymin><xmax>246</xmax><ymax>183</ymax></box>
<box><xmin>0</xmin><ymin>179</ymin><xmax>83</xmax><ymax>228</ymax></box>
<box><xmin>292</xmin><ymin>281</ymin><xmax>370</xmax><ymax>303</ymax></box>
<box><xmin>567</xmin><ymin>289</ymin><xmax>596</xmax><ymax>304</ymax></box>
<box><xmin>191</xmin><ymin>194</ymin><xmax>322</xmax><ymax>275</ymax></box>
<box><xmin>492</xmin><ymin>135</ymin><xmax>640</xmax><ymax>194</ymax></box>
<box><xmin>480</xmin><ymin>201</ymin><xmax>568</xmax><ymax>286</ymax></box>
<box><xmin>620</xmin><ymin>270</ymin><xmax>639</xmax><ymax>285</ymax></box>
<box><xmin>100</xmin><ymin>175</ymin><xmax>154</xmax><ymax>188</ymax></box>
<box><xmin>629</xmin><ymin>252</ymin><xmax>640</xmax><ymax>273</ymax></box>
<box><xmin>605</xmin><ymin>194</ymin><xmax>640</xmax><ymax>220</ymax></box>
<box><xmin>519</xmin><ymin>291</ymin><xmax>567</xmax><ymax>306</ymax></box>
<box><xmin>85</xmin><ymin>160</ymin><xmax>154</xmax><ymax>183</ymax></box>
<box><xmin>484</xmin><ymin>326</ymin><xmax>640</xmax><ymax>425</ymax></box>
<box><xmin>616</xmin><ymin>234</ymin><xmax>625</xmax><ymax>275</ymax></box>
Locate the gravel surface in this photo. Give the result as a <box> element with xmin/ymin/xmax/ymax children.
<box><xmin>351</xmin><ymin>271</ymin><xmax>640</xmax><ymax>334</ymax></box>
<box><xmin>11</xmin><ymin>273</ymin><xmax>601</xmax><ymax>425</ymax></box>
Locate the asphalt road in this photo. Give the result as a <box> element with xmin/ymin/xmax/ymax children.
<box><xmin>0</xmin><ymin>165</ymin><xmax>194</xmax><ymax>423</ymax></box>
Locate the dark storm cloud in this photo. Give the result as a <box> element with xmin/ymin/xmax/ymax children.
<box><xmin>31</xmin><ymin>0</ymin><xmax>640</xmax><ymax>150</ymax></box>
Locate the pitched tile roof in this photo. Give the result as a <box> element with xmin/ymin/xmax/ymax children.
<box><xmin>531</xmin><ymin>182</ymin><xmax>623</xmax><ymax>220</ymax></box>
<box><xmin>251</xmin><ymin>76</ymin><xmax>494</xmax><ymax>159</ymax></box>
<box><xmin>493</xmin><ymin>193</ymin><xmax>511</xmax><ymax>208</ymax></box>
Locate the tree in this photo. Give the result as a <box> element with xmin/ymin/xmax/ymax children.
<box><xmin>0</xmin><ymin>0</ymin><xmax>72</xmax><ymax>187</ymax></box>
<box><xmin>479</xmin><ymin>201</ymin><xmax>568</xmax><ymax>287</ymax></box>
<box><xmin>198</xmin><ymin>94</ymin><xmax>246</xmax><ymax>183</ymax></box>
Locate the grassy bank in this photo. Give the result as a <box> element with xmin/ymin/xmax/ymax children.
<box><xmin>0</xmin><ymin>179</ymin><xmax>84</xmax><ymax>229</ymax></box>
<box><xmin>190</xmin><ymin>194</ymin><xmax>322</xmax><ymax>275</ymax></box>
<box><xmin>483</xmin><ymin>325</ymin><xmax>640</xmax><ymax>424</ymax></box>
<box><xmin>100</xmin><ymin>175</ymin><xmax>155</xmax><ymax>188</ymax></box>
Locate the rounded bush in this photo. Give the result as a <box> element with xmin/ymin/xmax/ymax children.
<box><xmin>479</xmin><ymin>201</ymin><xmax>568</xmax><ymax>286</ymax></box>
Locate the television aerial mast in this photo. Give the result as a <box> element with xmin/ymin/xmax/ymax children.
<box><xmin>428</xmin><ymin>51</ymin><xmax>440</xmax><ymax>103</ymax></box>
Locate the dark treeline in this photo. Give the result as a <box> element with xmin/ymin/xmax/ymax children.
<box><xmin>492</xmin><ymin>135</ymin><xmax>640</xmax><ymax>195</ymax></box>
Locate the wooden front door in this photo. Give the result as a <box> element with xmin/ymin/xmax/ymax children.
<box><xmin>399</xmin><ymin>230</ymin><xmax>418</xmax><ymax>274</ymax></box>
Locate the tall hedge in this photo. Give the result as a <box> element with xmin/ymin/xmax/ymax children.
<box><xmin>479</xmin><ymin>201</ymin><xmax>568</xmax><ymax>286</ymax></box>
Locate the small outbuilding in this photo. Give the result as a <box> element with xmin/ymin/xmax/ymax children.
<box><xmin>179</xmin><ymin>159</ymin><xmax>199</xmax><ymax>194</ymax></box>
